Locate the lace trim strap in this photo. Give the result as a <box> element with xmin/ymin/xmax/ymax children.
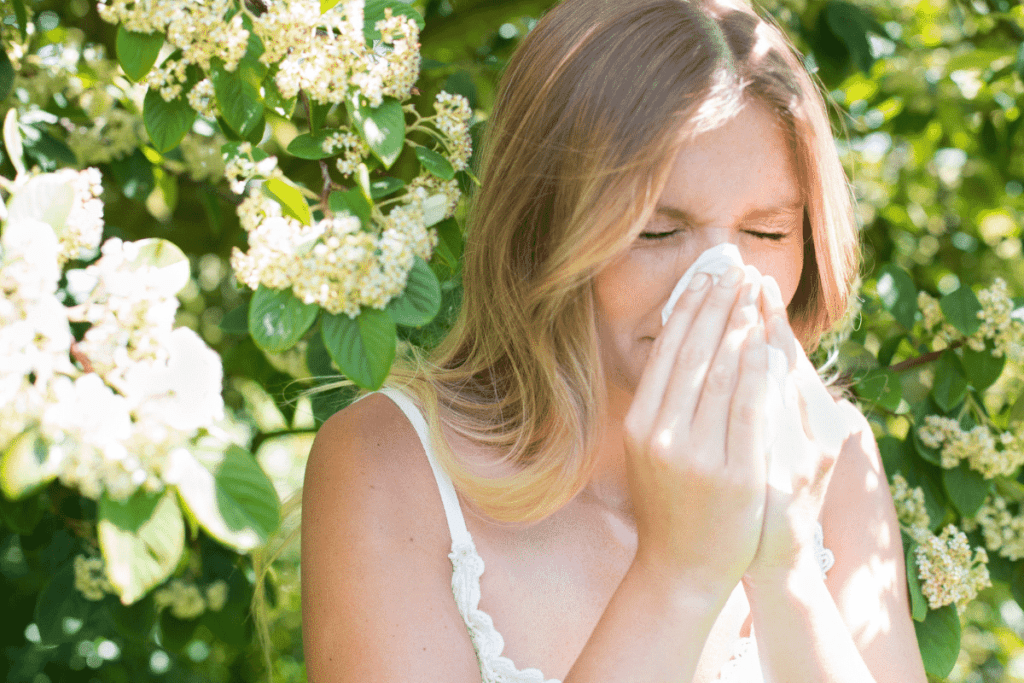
<box><xmin>375</xmin><ymin>387</ymin><xmax>473</xmax><ymax>548</ymax></box>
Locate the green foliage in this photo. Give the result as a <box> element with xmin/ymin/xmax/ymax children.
<box><xmin>248</xmin><ymin>285</ymin><xmax>320</xmax><ymax>354</ymax></box>
<box><xmin>115</xmin><ymin>27</ymin><xmax>164</xmax><ymax>82</ymax></box>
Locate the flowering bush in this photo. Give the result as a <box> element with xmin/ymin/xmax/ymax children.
<box><xmin>0</xmin><ymin>0</ymin><xmax>474</xmax><ymax>679</ymax></box>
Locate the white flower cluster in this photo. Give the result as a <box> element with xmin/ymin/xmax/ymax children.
<box><xmin>890</xmin><ymin>473</ymin><xmax>931</xmax><ymax>537</ymax></box>
<box><xmin>323</xmin><ymin>129</ymin><xmax>372</xmax><ymax>177</ymax></box>
<box><xmin>5</xmin><ymin>168</ymin><xmax>104</xmax><ymax>265</ymax></box>
<box><xmin>231</xmin><ymin>190</ymin><xmax>438</xmax><ymax>317</ymax></box>
<box><xmin>975</xmin><ymin>279</ymin><xmax>1024</xmax><ymax>362</ymax></box>
<box><xmin>0</xmin><ymin>170</ymin><xmax>226</xmax><ymax>502</ymax></box>
<box><xmin>917</xmin><ymin>415</ymin><xmax>1024</xmax><ymax>478</ymax></box>
<box><xmin>98</xmin><ymin>0</ymin><xmax>250</xmax><ymax>102</ymax></box>
<box><xmin>254</xmin><ymin>2</ymin><xmax>421</xmax><ymax>108</ymax></box>
<box><xmin>971</xmin><ymin>495</ymin><xmax>1024</xmax><ymax>561</ymax></box>
<box><xmin>914</xmin><ymin>524</ymin><xmax>990</xmax><ymax>614</ymax></box>
<box><xmin>432</xmin><ymin>91</ymin><xmax>473</xmax><ymax>172</ymax></box>
<box><xmin>152</xmin><ymin>578</ymin><xmax>229</xmax><ymax>620</ymax></box>
<box><xmin>917</xmin><ymin>280</ymin><xmax>1024</xmax><ymax>362</ymax></box>
<box><xmin>73</xmin><ymin>554</ymin><xmax>115</xmax><ymax>601</ymax></box>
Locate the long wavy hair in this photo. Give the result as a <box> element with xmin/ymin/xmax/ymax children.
<box><xmin>253</xmin><ymin>0</ymin><xmax>860</xmax><ymax>668</ymax></box>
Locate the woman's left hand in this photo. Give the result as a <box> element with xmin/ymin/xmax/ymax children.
<box><xmin>742</xmin><ymin>275</ymin><xmax>852</xmax><ymax>586</ymax></box>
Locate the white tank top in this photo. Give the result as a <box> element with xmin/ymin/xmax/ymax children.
<box><xmin>368</xmin><ymin>385</ymin><xmax>834</xmax><ymax>683</ymax></box>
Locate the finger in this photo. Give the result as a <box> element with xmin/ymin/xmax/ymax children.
<box><xmin>761</xmin><ymin>275</ymin><xmax>797</xmax><ymax>372</ymax></box>
<box><xmin>657</xmin><ymin>265</ymin><xmax>751</xmax><ymax>441</ymax></box>
<box><xmin>626</xmin><ymin>270</ymin><xmax>713</xmax><ymax>440</ymax></box>
<box><xmin>691</xmin><ymin>279</ymin><xmax>762</xmax><ymax>464</ymax></box>
<box><xmin>727</xmin><ymin>321</ymin><xmax>768</xmax><ymax>482</ymax></box>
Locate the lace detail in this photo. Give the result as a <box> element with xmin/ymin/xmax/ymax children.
<box><xmin>449</xmin><ymin>540</ymin><xmax>560</xmax><ymax>683</ymax></box>
<box><xmin>715</xmin><ymin>520</ymin><xmax>834</xmax><ymax>682</ymax></box>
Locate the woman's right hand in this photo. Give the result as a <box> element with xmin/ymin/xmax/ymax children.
<box><xmin>622</xmin><ymin>265</ymin><xmax>770</xmax><ymax>604</ymax></box>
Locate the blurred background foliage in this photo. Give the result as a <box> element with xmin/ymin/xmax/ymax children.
<box><xmin>0</xmin><ymin>0</ymin><xmax>1022</xmax><ymax>681</ymax></box>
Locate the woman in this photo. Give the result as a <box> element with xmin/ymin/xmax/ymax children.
<box><xmin>300</xmin><ymin>0</ymin><xmax>928</xmax><ymax>680</ymax></box>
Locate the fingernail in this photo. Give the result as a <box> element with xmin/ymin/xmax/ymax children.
<box><xmin>719</xmin><ymin>266</ymin><xmax>743</xmax><ymax>287</ymax></box>
<box><xmin>688</xmin><ymin>272</ymin><xmax>710</xmax><ymax>291</ymax></box>
<box><xmin>763</xmin><ymin>275</ymin><xmax>783</xmax><ymax>308</ymax></box>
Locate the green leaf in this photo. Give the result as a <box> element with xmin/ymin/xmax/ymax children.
<box><xmin>940</xmin><ymin>286</ymin><xmax>983</xmax><ymax>337</ymax></box>
<box><xmin>286</xmin><ymin>131</ymin><xmax>333</xmax><ymax>159</ymax></box>
<box><xmin>961</xmin><ymin>345</ymin><xmax>1005</xmax><ymax>392</ymax></box>
<box><xmin>875</xmin><ymin>264</ymin><xmax>917</xmax><ymax>330</ymax></box>
<box><xmin>214</xmin><ymin>446</ymin><xmax>281</xmax><ymax>538</ymax></box>
<box><xmin>171</xmin><ymin>447</ymin><xmax>280</xmax><ymax>552</ymax></box>
<box><xmin>108</xmin><ymin>593</ymin><xmax>157</xmax><ymax>642</ymax></box>
<box><xmin>0</xmin><ymin>46</ymin><xmax>14</xmax><ymax>102</ymax></box>
<box><xmin>219</xmin><ymin>302</ymin><xmax>249</xmax><ymax>334</ymax></box>
<box><xmin>932</xmin><ymin>350</ymin><xmax>968</xmax><ymax>413</ymax></box>
<box><xmin>854</xmin><ymin>368</ymin><xmax>902</xmax><ymax>412</ymax></box>
<box><xmin>415</xmin><ymin>146</ymin><xmax>456</xmax><ymax>180</ymax></box>
<box><xmin>12</xmin><ymin>0</ymin><xmax>28</xmax><ymax>41</ymax></box>
<box><xmin>433</xmin><ymin>218</ymin><xmax>463</xmax><ymax>267</ymax></box>
<box><xmin>308</xmin><ymin>99</ymin><xmax>333</xmax><ymax>135</ymax></box>
<box><xmin>34</xmin><ymin>559</ymin><xmax>93</xmax><ymax>645</ymax></box>
<box><xmin>369</xmin><ymin>176</ymin><xmax>405</xmax><ymax>199</ymax></box>
<box><xmin>942</xmin><ymin>462</ymin><xmax>990</xmax><ymax>517</ymax></box>
<box><xmin>143</xmin><ymin>89</ymin><xmax>197</xmax><ymax>153</ymax></box>
<box><xmin>329</xmin><ymin>187</ymin><xmax>372</xmax><ymax>227</ymax></box>
<box><xmin>0</xmin><ymin>431</ymin><xmax>55</xmax><ymax>500</ymax></box>
<box><xmin>824</xmin><ymin>0</ymin><xmax>876</xmax><ymax>74</ymax></box>
<box><xmin>386</xmin><ymin>256</ymin><xmax>442</xmax><ymax>327</ymax></box>
<box><xmin>211</xmin><ymin>58</ymin><xmax>264</xmax><ymax>139</ymax></box>
<box><xmin>363</xmin><ymin>0</ymin><xmax>426</xmax><ymax>41</ymax></box>
<box><xmin>346</xmin><ymin>94</ymin><xmax>405</xmax><ymax>169</ymax></box>
<box><xmin>248</xmin><ymin>285</ymin><xmax>319</xmax><ymax>353</ymax></box>
<box><xmin>321</xmin><ymin>0</ymin><xmax>341</xmax><ymax>12</ymax></box>
<box><xmin>108</xmin><ymin>148</ymin><xmax>156</xmax><ymax>200</ymax></box>
<box><xmin>321</xmin><ymin>308</ymin><xmax>396</xmax><ymax>390</ymax></box>
<box><xmin>264</xmin><ymin>177</ymin><xmax>312</xmax><ymax>225</ymax></box>
<box><xmin>99</xmin><ymin>490</ymin><xmax>185</xmax><ymax>605</ymax></box>
<box><xmin>116</xmin><ymin>27</ymin><xmax>164</xmax><ymax>82</ymax></box>
<box><xmin>905</xmin><ymin>542</ymin><xmax>927</xmax><ymax>622</ymax></box>
<box><xmin>1010</xmin><ymin>563</ymin><xmax>1024</xmax><ymax>616</ymax></box>
<box><xmin>914</xmin><ymin>604</ymin><xmax>961</xmax><ymax>678</ymax></box>
<box><xmin>0</xmin><ymin>490</ymin><xmax>44</xmax><ymax>535</ymax></box>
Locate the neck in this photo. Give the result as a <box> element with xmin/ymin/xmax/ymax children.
<box><xmin>580</xmin><ymin>381</ymin><xmax>635</xmax><ymax>519</ymax></box>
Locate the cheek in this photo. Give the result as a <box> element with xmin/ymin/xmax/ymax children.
<box><xmin>744</xmin><ymin>240</ymin><xmax>804</xmax><ymax>306</ymax></box>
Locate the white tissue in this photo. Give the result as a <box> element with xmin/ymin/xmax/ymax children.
<box><xmin>660</xmin><ymin>244</ymin><xmax>804</xmax><ymax>493</ymax></box>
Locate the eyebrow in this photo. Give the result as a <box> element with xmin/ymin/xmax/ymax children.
<box><xmin>654</xmin><ymin>201</ymin><xmax>804</xmax><ymax>228</ymax></box>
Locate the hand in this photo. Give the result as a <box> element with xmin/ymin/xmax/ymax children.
<box><xmin>742</xmin><ymin>276</ymin><xmax>850</xmax><ymax>586</ymax></box>
<box><xmin>624</xmin><ymin>266</ymin><xmax>770</xmax><ymax>602</ymax></box>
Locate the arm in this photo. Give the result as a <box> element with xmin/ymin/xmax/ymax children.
<box><xmin>301</xmin><ymin>395</ymin><xmax>482</xmax><ymax>683</ymax></box>
<box><xmin>742</xmin><ymin>401</ymin><xmax>927</xmax><ymax>683</ymax></box>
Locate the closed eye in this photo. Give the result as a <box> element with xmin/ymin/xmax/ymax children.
<box><xmin>638</xmin><ymin>229</ymin><xmax>790</xmax><ymax>241</ymax></box>
<box><xmin>746</xmin><ymin>230</ymin><xmax>788</xmax><ymax>241</ymax></box>
<box><xmin>638</xmin><ymin>230</ymin><xmax>679</xmax><ymax>240</ymax></box>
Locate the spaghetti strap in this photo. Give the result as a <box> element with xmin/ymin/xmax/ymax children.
<box><xmin>374</xmin><ymin>386</ymin><xmax>474</xmax><ymax>549</ymax></box>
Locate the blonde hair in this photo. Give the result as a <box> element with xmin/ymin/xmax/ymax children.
<box><xmin>253</xmin><ymin>0</ymin><xmax>860</xmax><ymax>671</ymax></box>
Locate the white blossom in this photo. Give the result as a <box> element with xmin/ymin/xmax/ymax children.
<box><xmin>915</xmin><ymin>524</ymin><xmax>990</xmax><ymax>614</ymax></box>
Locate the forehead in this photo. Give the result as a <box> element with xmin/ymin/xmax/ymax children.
<box><xmin>657</xmin><ymin>100</ymin><xmax>802</xmax><ymax>223</ymax></box>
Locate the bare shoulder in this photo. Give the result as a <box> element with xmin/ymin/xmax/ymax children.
<box><xmin>300</xmin><ymin>393</ymin><xmax>480</xmax><ymax>682</ymax></box>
